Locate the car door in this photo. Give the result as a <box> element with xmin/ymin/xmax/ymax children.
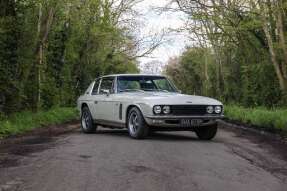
<box><xmin>96</xmin><ymin>77</ymin><xmax>117</xmax><ymax>121</ymax></box>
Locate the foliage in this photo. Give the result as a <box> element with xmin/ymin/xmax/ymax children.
<box><xmin>224</xmin><ymin>105</ymin><xmax>287</xmax><ymax>135</ymax></box>
<box><xmin>0</xmin><ymin>107</ymin><xmax>78</xmax><ymax>138</ymax></box>
<box><xmin>165</xmin><ymin>47</ymin><xmax>282</xmax><ymax>107</ymax></box>
<box><xmin>0</xmin><ymin>0</ymin><xmax>140</xmax><ymax>114</ymax></box>
<box><xmin>165</xmin><ymin>0</ymin><xmax>287</xmax><ymax>107</ymax></box>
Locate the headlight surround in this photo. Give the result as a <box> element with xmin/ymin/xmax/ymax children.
<box><xmin>206</xmin><ymin>106</ymin><xmax>214</xmax><ymax>114</ymax></box>
<box><xmin>153</xmin><ymin>105</ymin><xmax>162</xmax><ymax>114</ymax></box>
<box><xmin>162</xmin><ymin>106</ymin><xmax>171</xmax><ymax>114</ymax></box>
<box><xmin>214</xmin><ymin>106</ymin><xmax>222</xmax><ymax>114</ymax></box>
<box><xmin>153</xmin><ymin>105</ymin><xmax>171</xmax><ymax>114</ymax></box>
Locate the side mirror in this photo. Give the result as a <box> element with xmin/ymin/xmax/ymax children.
<box><xmin>101</xmin><ymin>89</ymin><xmax>110</xmax><ymax>96</ymax></box>
<box><xmin>178</xmin><ymin>90</ymin><xmax>182</xmax><ymax>94</ymax></box>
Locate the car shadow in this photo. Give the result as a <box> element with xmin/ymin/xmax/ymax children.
<box><xmin>95</xmin><ymin>129</ymin><xmax>128</xmax><ymax>136</ymax></box>
<box><xmin>93</xmin><ymin>129</ymin><xmax>205</xmax><ymax>142</ymax></box>
<box><xmin>147</xmin><ymin>132</ymin><xmax>199</xmax><ymax>141</ymax></box>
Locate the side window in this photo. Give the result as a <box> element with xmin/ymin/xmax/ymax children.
<box><xmin>91</xmin><ymin>79</ymin><xmax>100</xmax><ymax>95</ymax></box>
<box><xmin>99</xmin><ymin>77</ymin><xmax>115</xmax><ymax>94</ymax></box>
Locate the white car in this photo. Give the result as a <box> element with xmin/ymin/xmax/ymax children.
<box><xmin>77</xmin><ymin>74</ymin><xmax>224</xmax><ymax>140</ymax></box>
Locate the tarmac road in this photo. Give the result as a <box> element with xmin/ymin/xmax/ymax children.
<box><xmin>0</xmin><ymin>122</ymin><xmax>287</xmax><ymax>191</ymax></box>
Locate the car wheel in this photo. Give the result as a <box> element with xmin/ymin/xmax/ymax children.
<box><xmin>127</xmin><ymin>107</ymin><xmax>149</xmax><ymax>139</ymax></box>
<box><xmin>195</xmin><ymin>124</ymin><xmax>217</xmax><ymax>140</ymax></box>
<box><xmin>81</xmin><ymin>106</ymin><xmax>97</xmax><ymax>133</ymax></box>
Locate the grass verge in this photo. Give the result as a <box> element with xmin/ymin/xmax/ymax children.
<box><xmin>224</xmin><ymin>105</ymin><xmax>287</xmax><ymax>135</ymax></box>
<box><xmin>0</xmin><ymin>107</ymin><xmax>78</xmax><ymax>138</ymax></box>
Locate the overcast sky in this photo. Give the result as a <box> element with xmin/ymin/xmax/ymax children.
<box><xmin>132</xmin><ymin>0</ymin><xmax>189</xmax><ymax>71</ymax></box>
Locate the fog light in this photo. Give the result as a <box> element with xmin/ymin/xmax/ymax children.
<box><xmin>152</xmin><ymin>119</ymin><xmax>164</xmax><ymax>124</ymax></box>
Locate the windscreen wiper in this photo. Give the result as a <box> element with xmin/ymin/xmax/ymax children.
<box><xmin>119</xmin><ymin>89</ymin><xmax>145</xmax><ymax>92</ymax></box>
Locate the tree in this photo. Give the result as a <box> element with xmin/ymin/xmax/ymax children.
<box><xmin>164</xmin><ymin>0</ymin><xmax>285</xmax><ymax>106</ymax></box>
<box><xmin>0</xmin><ymin>0</ymin><xmax>147</xmax><ymax>115</ymax></box>
<box><xmin>0</xmin><ymin>0</ymin><xmax>20</xmax><ymax>113</ymax></box>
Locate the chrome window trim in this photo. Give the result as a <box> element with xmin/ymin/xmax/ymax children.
<box><xmin>91</xmin><ymin>78</ymin><xmax>101</xmax><ymax>95</ymax></box>
<box><xmin>98</xmin><ymin>76</ymin><xmax>116</xmax><ymax>95</ymax></box>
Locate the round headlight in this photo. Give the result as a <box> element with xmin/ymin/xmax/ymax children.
<box><xmin>207</xmin><ymin>106</ymin><xmax>214</xmax><ymax>114</ymax></box>
<box><xmin>153</xmin><ymin>106</ymin><xmax>162</xmax><ymax>114</ymax></box>
<box><xmin>162</xmin><ymin>106</ymin><xmax>171</xmax><ymax>114</ymax></box>
<box><xmin>214</xmin><ymin>106</ymin><xmax>222</xmax><ymax>114</ymax></box>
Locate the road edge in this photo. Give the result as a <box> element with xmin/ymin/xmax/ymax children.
<box><xmin>219</xmin><ymin>119</ymin><xmax>287</xmax><ymax>144</ymax></box>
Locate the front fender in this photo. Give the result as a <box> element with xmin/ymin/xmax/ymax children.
<box><xmin>123</xmin><ymin>102</ymin><xmax>153</xmax><ymax>123</ymax></box>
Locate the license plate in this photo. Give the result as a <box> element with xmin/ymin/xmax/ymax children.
<box><xmin>180</xmin><ymin>119</ymin><xmax>203</xmax><ymax>127</ymax></box>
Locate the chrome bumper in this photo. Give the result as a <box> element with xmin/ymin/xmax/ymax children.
<box><xmin>144</xmin><ymin>115</ymin><xmax>224</xmax><ymax>128</ymax></box>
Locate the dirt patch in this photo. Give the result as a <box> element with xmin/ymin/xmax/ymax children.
<box><xmin>0</xmin><ymin>120</ymin><xmax>79</xmax><ymax>145</ymax></box>
<box><xmin>219</xmin><ymin>120</ymin><xmax>287</xmax><ymax>182</ymax></box>
<box><xmin>125</xmin><ymin>165</ymin><xmax>159</xmax><ymax>174</ymax></box>
<box><xmin>0</xmin><ymin>120</ymin><xmax>80</xmax><ymax>168</ymax></box>
<box><xmin>223</xmin><ymin>118</ymin><xmax>287</xmax><ymax>138</ymax></box>
<box><xmin>219</xmin><ymin>120</ymin><xmax>287</xmax><ymax>161</ymax></box>
<box><xmin>0</xmin><ymin>156</ymin><xmax>19</xmax><ymax>168</ymax></box>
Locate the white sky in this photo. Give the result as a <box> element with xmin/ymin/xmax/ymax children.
<box><xmin>133</xmin><ymin>0</ymin><xmax>189</xmax><ymax>70</ymax></box>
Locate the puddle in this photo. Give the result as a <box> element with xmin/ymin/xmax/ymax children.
<box><xmin>79</xmin><ymin>155</ymin><xmax>92</xmax><ymax>159</ymax></box>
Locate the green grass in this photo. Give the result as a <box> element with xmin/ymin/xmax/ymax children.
<box><xmin>224</xmin><ymin>105</ymin><xmax>287</xmax><ymax>134</ymax></box>
<box><xmin>0</xmin><ymin>107</ymin><xmax>78</xmax><ymax>138</ymax></box>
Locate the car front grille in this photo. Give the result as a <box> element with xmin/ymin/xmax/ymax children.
<box><xmin>171</xmin><ymin>105</ymin><xmax>207</xmax><ymax>116</ymax></box>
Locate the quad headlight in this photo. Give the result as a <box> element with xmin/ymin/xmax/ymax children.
<box><xmin>162</xmin><ymin>106</ymin><xmax>171</xmax><ymax>114</ymax></box>
<box><xmin>206</xmin><ymin>106</ymin><xmax>214</xmax><ymax>114</ymax></box>
<box><xmin>207</xmin><ymin>105</ymin><xmax>222</xmax><ymax>114</ymax></box>
<box><xmin>153</xmin><ymin>105</ymin><xmax>171</xmax><ymax>114</ymax></box>
<box><xmin>214</xmin><ymin>106</ymin><xmax>222</xmax><ymax>114</ymax></box>
<box><xmin>153</xmin><ymin>105</ymin><xmax>162</xmax><ymax>114</ymax></box>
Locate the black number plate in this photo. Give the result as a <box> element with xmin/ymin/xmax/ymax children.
<box><xmin>180</xmin><ymin>119</ymin><xmax>203</xmax><ymax>127</ymax></box>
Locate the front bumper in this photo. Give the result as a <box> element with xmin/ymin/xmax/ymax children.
<box><xmin>144</xmin><ymin>115</ymin><xmax>224</xmax><ymax>129</ymax></box>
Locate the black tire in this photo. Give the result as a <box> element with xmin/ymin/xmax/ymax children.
<box><xmin>81</xmin><ymin>106</ymin><xmax>97</xmax><ymax>133</ymax></box>
<box><xmin>127</xmin><ymin>107</ymin><xmax>149</xmax><ymax>139</ymax></box>
<box><xmin>195</xmin><ymin>124</ymin><xmax>218</xmax><ymax>140</ymax></box>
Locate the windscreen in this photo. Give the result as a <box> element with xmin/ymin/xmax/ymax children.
<box><xmin>117</xmin><ymin>76</ymin><xmax>177</xmax><ymax>93</ymax></box>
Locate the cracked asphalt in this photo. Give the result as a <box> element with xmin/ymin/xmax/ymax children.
<box><xmin>0</xmin><ymin>122</ymin><xmax>287</xmax><ymax>191</ymax></box>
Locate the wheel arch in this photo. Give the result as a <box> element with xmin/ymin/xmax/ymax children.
<box><xmin>80</xmin><ymin>102</ymin><xmax>89</xmax><ymax>115</ymax></box>
<box><xmin>125</xmin><ymin>104</ymin><xmax>143</xmax><ymax>123</ymax></box>
<box><xmin>81</xmin><ymin>102</ymin><xmax>89</xmax><ymax>109</ymax></box>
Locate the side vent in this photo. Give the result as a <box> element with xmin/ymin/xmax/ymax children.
<box><xmin>119</xmin><ymin>103</ymin><xmax>123</xmax><ymax>120</ymax></box>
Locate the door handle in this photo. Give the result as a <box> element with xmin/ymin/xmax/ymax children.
<box><xmin>94</xmin><ymin>101</ymin><xmax>98</xmax><ymax>104</ymax></box>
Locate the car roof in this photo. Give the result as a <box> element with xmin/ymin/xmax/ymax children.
<box><xmin>100</xmin><ymin>74</ymin><xmax>166</xmax><ymax>78</ymax></box>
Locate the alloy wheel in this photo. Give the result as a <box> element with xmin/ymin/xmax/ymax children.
<box><xmin>128</xmin><ymin>111</ymin><xmax>139</xmax><ymax>135</ymax></box>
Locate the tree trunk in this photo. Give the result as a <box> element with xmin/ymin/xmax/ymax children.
<box><xmin>263</xmin><ymin>21</ymin><xmax>287</xmax><ymax>91</ymax></box>
<box><xmin>259</xmin><ymin>0</ymin><xmax>287</xmax><ymax>93</ymax></box>
<box><xmin>204</xmin><ymin>50</ymin><xmax>210</xmax><ymax>96</ymax></box>
<box><xmin>34</xmin><ymin>4</ymin><xmax>55</xmax><ymax>111</ymax></box>
<box><xmin>35</xmin><ymin>3</ymin><xmax>42</xmax><ymax>111</ymax></box>
<box><xmin>276</xmin><ymin>2</ymin><xmax>287</xmax><ymax>79</ymax></box>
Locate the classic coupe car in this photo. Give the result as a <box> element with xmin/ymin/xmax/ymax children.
<box><xmin>77</xmin><ymin>74</ymin><xmax>224</xmax><ymax>140</ymax></box>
